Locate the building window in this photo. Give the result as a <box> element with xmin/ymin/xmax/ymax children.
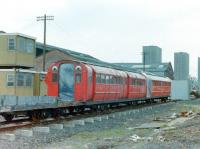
<box><xmin>7</xmin><ymin>74</ymin><xmax>15</xmax><ymax>86</ymax></box>
<box><xmin>17</xmin><ymin>73</ymin><xmax>24</xmax><ymax>86</ymax></box>
<box><xmin>26</xmin><ymin>39</ymin><xmax>34</xmax><ymax>53</ymax></box>
<box><xmin>18</xmin><ymin>37</ymin><xmax>34</xmax><ymax>53</ymax></box>
<box><xmin>26</xmin><ymin>73</ymin><xmax>33</xmax><ymax>86</ymax></box>
<box><xmin>8</xmin><ymin>38</ymin><xmax>15</xmax><ymax>50</ymax></box>
<box><xmin>18</xmin><ymin>37</ymin><xmax>26</xmax><ymax>52</ymax></box>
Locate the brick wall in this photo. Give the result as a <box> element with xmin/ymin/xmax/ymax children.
<box><xmin>35</xmin><ymin>50</ymin><xmax>78</xmax><ymax>71</ymax></box>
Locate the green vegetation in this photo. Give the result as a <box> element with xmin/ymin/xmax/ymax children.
<box><xmin>70</xmin><ymin>127</ymin><xmax>130</xmax><ymax>141</ymax></box>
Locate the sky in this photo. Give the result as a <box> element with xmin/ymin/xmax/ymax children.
<box><xmin>0</xmin><ymin>0</ymin><xmax>200</xmax><ymax>77</ymax></box>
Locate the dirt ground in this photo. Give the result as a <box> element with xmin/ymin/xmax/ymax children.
<box><xmin>40</xmin><ymin>99</ymin><xmax>200</xmax><ymax>149</ymax></box>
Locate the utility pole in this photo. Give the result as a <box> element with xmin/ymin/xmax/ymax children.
<box><xmin>37</xmin><ymin>14</ymin><xmax>54</xmax><ymax>71</ymax></box>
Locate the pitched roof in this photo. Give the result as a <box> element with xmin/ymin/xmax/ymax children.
<box><xmin>113</xmin><ymin>62</ymin><xmax>172</xmax><ymax>72</ymax></box>
<box><xmin>36</xmin><ymin>42</ymin><xmax>137</xmax><ymax>72</ymax></box>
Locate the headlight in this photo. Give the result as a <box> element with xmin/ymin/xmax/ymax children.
<box><xmin>75</xmin><ymin>66</ymin><xmax>82</xmax><ymax>72</ymax></box>
<box><xmin>52</xmin><ymin>66</ymin><xmax>58</xmax><ymax>72</ymax></box>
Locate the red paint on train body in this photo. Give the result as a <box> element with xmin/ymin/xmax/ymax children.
<box><xmin>45</xmin><ymin>60</ymin><xmax>171</xmax><ymax>102</ymax></box>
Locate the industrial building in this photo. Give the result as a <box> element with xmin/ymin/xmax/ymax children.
<box><xmin>113</xmin><ymin>62</ymin><xmax>174</xmax><ymax>80</ymax></box>
<box><xmin>0</xmin><ymin>32</ymin><xmax>45</xmax><ymax>96</ymax></box>
<box><xmin>143</xmin><ymin>46</ymin><xmax>162</xmax><ymax>65</ymax></box>
<box><xmin>35</xmin><ymin>42</ymin><xmax>119</xmax><ymax>71</ymax></box>
<box><xmin>174</xmin><ymin>52</ymin><xmax>189</xmax><ymax>80</ymax></box>
<box><xmin>0</xmin><ymin>32</ymin><xmax>35</xmax><ymax>68</ymax></box>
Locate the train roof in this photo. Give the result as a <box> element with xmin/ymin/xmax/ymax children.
<box><xmin>143</xmin><ymin>73</ymin><xmax>171</xmax><ymax>82</ymax></box>
<box><xmin>126</xmin><ymin>72</ymin><xmax>146</xmax><ymax>79</ymax></box>
<box><xmin>91</xmin><ymin>65</ymin><xmax>127</xmax><ymax>77</ymax></box>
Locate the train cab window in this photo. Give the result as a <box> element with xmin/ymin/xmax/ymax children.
<box><xmin>76</xmin><ymin>74</ymin><xmax>81</xmax><ymax>83</ymax></box>
<box><xmin>101</xmin><ymin>74</ymin><xmax>105</xmax><ymax>84</ymax></box>
<box><xmin>52</xmin><ymin>73</ymin><xmax>58</xmax><ymax>82</ymax></box>
<box><xmin>75</xmin><ymin>66</ymin><xmax>82</xmax><ymax>83</ymax></box>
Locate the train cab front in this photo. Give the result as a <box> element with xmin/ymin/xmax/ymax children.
<box><xmin>45</xmin><ymin>62</ymin><xmax>75</xmax><ymax>101</ymax></box>
<box><xmin>45</xmin><ymin>61</ymin><xmax>90</xmax><ymax>102</ymax></box>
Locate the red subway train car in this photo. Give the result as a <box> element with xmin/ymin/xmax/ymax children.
<box><xmin>45</xmin><ymin>60</ymin><xmax>171</xmax><ymax>104</ymax></box>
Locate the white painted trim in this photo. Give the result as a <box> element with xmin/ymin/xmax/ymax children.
<box><xmin>0</xmin><ymin>33</ymin><xmax>36</xmax><ymax>40</ymax></box>
<box><xmin>0</xmin><ymin>69</ymin><xmax>46</xmax><ymax>74</ymax></box>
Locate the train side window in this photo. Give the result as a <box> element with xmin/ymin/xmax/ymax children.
<box><xmin>133</xmin><ymin>79</ymin><xmax>137</xmax><ymax>86</ymax></box>
<box><xmin>116</xmin><ymin>77</ymin><xmax>119</xmax><ymax>84</ymax></box>
<box><xmin>96</xmin><ymin>74</ymin><xmax>101</xmax><ymax>84</ymax></box>
<box><xmin>138</xmin><ymin>80</ymin><xmax>141</xmax><ymax>86</ymax></box>
<box><xmin>120</xmin><ymin>77</ymin><xmax>122</xmax><ymax>84</ymax></box>
<box><xmin>88</xmin><ymin>69</ymin><xmax>93</xmax><ymax>84</ymax></box>
<box><xmin>115</xmin><ymin>77</ymin><xmax>117</xmax><ymax>84</ymax></box>
<box><xmin>110</xmin><ymin>76</ymin><xmax>113</xmax><ymax>84</ymax></box>
<box><xmin>132</xmin><ymin>79</ymin><xmax>134</xmax><ymax>85</ymax></box>
<box><xmin>106</xmin><ymin>75</ymin><xmax>109</xmax><ymax>84</ymax></box>
<box><xmin>101</xmin><ymin>74</ymin><xmax>105</xmax><ymax>84</ymax></box>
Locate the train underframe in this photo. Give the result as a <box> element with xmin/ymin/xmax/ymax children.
<box><xmin>0</xmin><ymin>96</ymin><xmax>169</xmax><ymax>122</ymax></box>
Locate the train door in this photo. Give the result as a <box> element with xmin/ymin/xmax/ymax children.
<box><xmin>59</xmin><ymin>63</ymin><xmax>74</xmax><ymax>101</ymax></box>
<box><xmin>146</xmin><ymin>79</ymin><xmax>152</xmax><ymax>98</ymax></box>
<box><xmin>87</xmin><ymin>66</ymin><xmax>93</xmax><ymax>100</ymax></box>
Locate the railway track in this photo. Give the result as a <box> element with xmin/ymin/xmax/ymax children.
<box><xmin>0</xmin><ymin>99</ymin><xmax>174</xmax><ymax>133</ymax></box>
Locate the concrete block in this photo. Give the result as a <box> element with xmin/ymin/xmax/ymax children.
<box><xmin>117</xmin><ymin>113</ymin><xmax>122</xmax><ymax>117</ymax></box>
<box><xmin>94</xmin><ymin>117</ymin><xmax>102</xmax><ymax>122</ymax></box>
<box><xmin>16</xmin><ymin>129</ymin><xmax>33</xmax><ymax>137</ymax></box>
<box><xmin>0</xmin><ymin>133</ymin><xmax>15</xmax><ymax>141</ymax></box>
<box><xmin>109</xmin><ymin>114</ymin><xmax>115</xmax><ymax>118</ymax></box>
<box><xmin>122</xmin><ymin>112</ymin><xmax>127</xmax><ymax>116</ymax></box>
<box><xmin>102</xmin><ymin>116</ymin><xmax>109</xmax><ymax>120</ymax></box>
<box><xmin>73</xmin><ymin>120</ymin><xmax>85</xmax><ymax>126</ymax></box>
<box><xmin>33</xmin><ymin>127</ymin><xmax>50</xmax><ymax>133</ymax></box>
<box><xmin>84</xmin><ymin>118</ymin><xmax>94</xmax><ymax>123</ymax></box>
<box><xmin>50</xmin><ymin>124</ymin><xmax>63</xmax><ymax>130</ymax></box>
<box><xmin>64</xmin><ymin>123</ymin><xmax>75</xmax><ymax>128</ymax></box>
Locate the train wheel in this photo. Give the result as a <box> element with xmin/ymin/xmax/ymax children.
<box><xmin>68</xmin><ymin>107</ymin><xmax>75</xmax><ymax>115</ymax></box>
<box><xmin>52</xmin><ymin>109</ymin><xmax>60</xmax><ymax>119</ymax></box>
<box><xmin>31</xmin><ymin>111</ymin><xmax>40</xmax><ymax>122</ymax></box>
<box><xmin>76</xmin><ymin>106</ymin><xmax>85</xmax><ymax>114</ymax></box>
<box><xmin>3</xmin><ymin>114</ymin><xmax>14</xmax><ymax>122</ymax></box>
<box><xmin>40</xmin><ymin>111</ymin><xmax>49</xmax><ymax>119</ymax></box>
